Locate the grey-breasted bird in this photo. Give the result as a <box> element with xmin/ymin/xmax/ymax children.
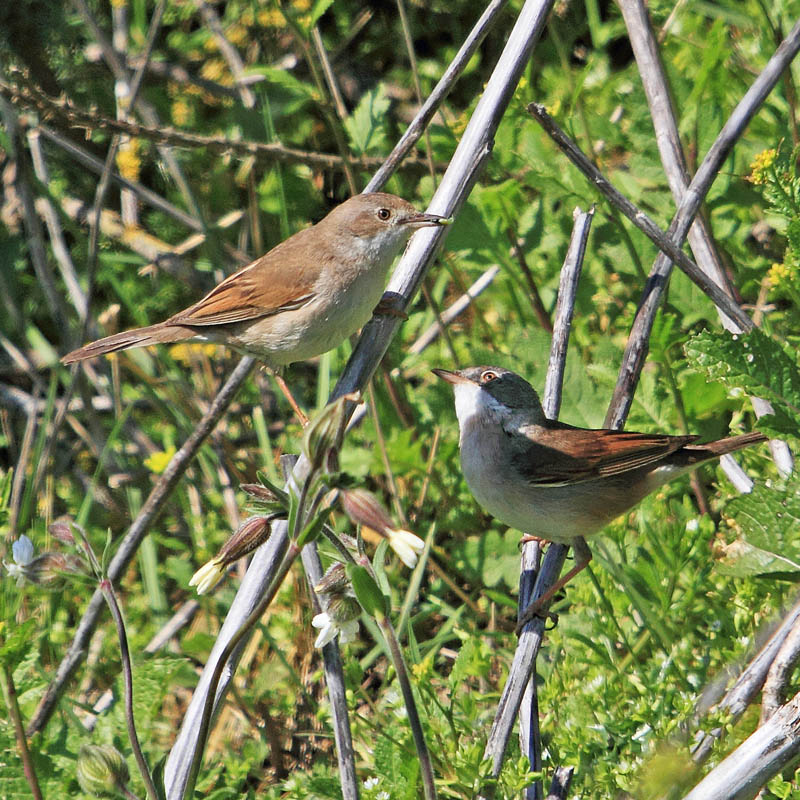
<box><xmin>63</xmin><ymin>193</ymin><xmax>449</xmax><ymax>366</ymax></box>
<box><xmin>434</xmin><ymin>365</ymin><xmax>766</xmax><ymax>625</ymax></box>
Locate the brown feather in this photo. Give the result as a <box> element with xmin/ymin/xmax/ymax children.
<box><xmin>169</xmin><ymin>230</ymin><xmax>321</xmax><ymax>327</ymax></box>
<box><xmin>61</xmin><ymin>323</ymin><xmax>197</xmax><ymax>363</ymax></box>
<box><xmin>513</xmin><ymin>424</ymin><xmax>699</xmax><ymax>485</ymax></box>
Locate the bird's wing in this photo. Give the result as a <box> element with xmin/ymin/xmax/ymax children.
<box><xmin>512</xmin><ymin>424</ymin><xmax>699</xmax><ymax>486</ymax></box>
<box><xmin>169</xmin><ymin>238</ymin><xmax>320</xmax><ymax>327</ymax></box>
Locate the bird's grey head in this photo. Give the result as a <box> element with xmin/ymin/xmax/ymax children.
<box><xmin>433</xmin><ymin>366</ymin><xmax>545</xmax><ymax>428</ymax></box>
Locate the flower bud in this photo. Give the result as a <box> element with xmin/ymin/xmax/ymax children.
<box><xmin>312</xmin><ymin>562</ymin><xmax>361</xmax><ymax>647</ymax></box>
<box><xmin>189</xmin><ymin>516</ymin><xmax>274</xmax><ymax>594</ymax></box>
<box><xmin>339</xmin><ymin>489</ymin><xmax>425</xmax><ymax>568</ymax></box>
<box><xmin>241</xmin><ymin>483</ymin><xmax>279</xmax><ymax>503</ymax></box>
<box><xmin>301</xmin><ymin>393</ymin><xmax>359</xmax><ymax>470</ymax></box>
<box><xmin>76</xmin><ymin>743</ymin><xmax>130</xmax><ymax>797</ymax></box>
<box><xmin>49</xmin><ymin>518</ymin><xmax>76</xmax><ymax>546</ymax></box>
<box><xmin>26</xmin><ymin>552</ymin><xmax>85</xmax><ymax>588</ymax></box>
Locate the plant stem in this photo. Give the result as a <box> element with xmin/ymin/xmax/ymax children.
<box><xmin>1</xmin><ymin>657</ymin><xmax>43</xmax><ymax>800</ymax></box>
<box><xmin>181</xmin><ymin>540</ymin><xmax>302</xmax><ymax>800</ymax></box>
<box><xmin>100</xmin><ymin>579</ymin><xmax>159</xmax><ymax>800</ymax></box>
<box><xmin>376</xmin><ymin>611</ymin><xmax>437</xmax><ymax>800</ymax></box>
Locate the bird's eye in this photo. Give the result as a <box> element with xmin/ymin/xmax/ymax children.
<box><xmin>480</xmin><ymin>370</ymin><xmax>497</xmax><ymax>383</ymax></box>
<box><xmin>376</xmin><ymin>208</ymin><xmax>391</xmax><ymax>221</ymax></box>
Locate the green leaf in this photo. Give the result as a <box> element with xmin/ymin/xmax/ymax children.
<box><xmin>685</xmin><ymin>328</ymin><xmax>800</xmax><ymax>435</ymax></box>
<box><xmin>308</xmin><ymin>0</ymin><xmax>334</xmax><ymax>27</ymax></box>
<box><xmin>715</xmin><ymin>478</ymin><xmax>800</xmax><ymax>577</ymax></box>
<box><xmin>346</xmin><ymin>564</ymin><xmax>387</xmax><ymax>617</ymax></box>
<box><xmin>0</xmin><ymin>618</ymin><xmax>37</xmax><ymax>669</ymax></box>
<box><xmin>344</xmin><ymin>84</ymin><xmax>391</xmax><ymax>156</ymax></box>
<box><xmin>452</xmin><ymin>528</ymin><xmax>521</xmax><ymax>589</ymax></box>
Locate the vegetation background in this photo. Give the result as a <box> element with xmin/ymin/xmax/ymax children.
<box><xmin>1</xmin><ymin>0</ymin><xmax>800</xmax><ymax>797</ymax></box>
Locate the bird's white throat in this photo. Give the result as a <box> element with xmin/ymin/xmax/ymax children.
<box><xmin>452</xmin><ymin>383</ymin><xmax>505</xmax><ymax>429</ymax></box>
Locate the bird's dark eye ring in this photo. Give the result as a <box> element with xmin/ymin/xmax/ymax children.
<box><xmin>376</xmin><ymin>208</ymin><xmax>391</xmax><ymax>220</ymax></box>
<box><xmin>480</xmin><ymin>370</ymin><xmax>497</xmax><ymax>383</ymax></box>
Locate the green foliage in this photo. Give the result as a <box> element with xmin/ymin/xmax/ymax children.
<box><xmin>685</xmin><ymin>328</ymin><xmax>800</xmax><ymax>438</ymax></box>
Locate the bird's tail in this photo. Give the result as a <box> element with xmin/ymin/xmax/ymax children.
<box><xmin>679</xmin><ymin>431</ymin><xmax>768</xmax><ymax>464</ymax></box>
<box><xmin>61</xmin><ymin>324</ymin><xmax>196</xmax><ymax>364</ymax></box>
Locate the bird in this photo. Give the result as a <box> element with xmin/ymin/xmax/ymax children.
<box><xmin>62</xmin><ymin>193</ymin><xmax>450</xmax><ymax>366</ymax></box>
<box><xmin>434</xmin><ymin>365</ymin><xmax>767</xmax><ymax>624</ymax></box>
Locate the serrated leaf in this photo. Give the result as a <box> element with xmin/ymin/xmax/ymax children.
<box><xmin>308</xmin><ymin>0</ymin><xmax>334</xmax><ymax>27</ymax></box>
<box><xmin>344</xmin><ymin>84</ymin><xmax>391</xmax><ymax>156</ymax></box>
<box><xmin>685</xmin><ymin>328</ymin><xmax>800</xmax><ymax>435</ymax></box>
<box><xmin>0</xmin><ymin>618</ymin><xmax>37</xmax><ymax>668</ymax></box>
<box><xmin>713</xmin><ymin>538</ymin><xmax>800</xmax><ymax>578</ymax></box>
<box><xmin>715</xmin><ymin>479</ymin><xmax>800</xmax><ymax>576</ymax></box>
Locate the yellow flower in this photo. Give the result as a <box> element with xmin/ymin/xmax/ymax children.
<box><xmin>767</xmin><ymin>261</ymin><xmax>790</xmax><ymax>288</ymax></box>
<box><xmin>172</xmin><ymin>98</ymin><xmax>192</xmax><ymax>127</ymax></box>
<box><xmin>258</xmin><ymin>8</ymin><xmax>285</xmax><ymax>27</ymax></box>
<box><xmin>168</xmin><ymin>342</ymin><xmax>219</xmax><ymax>363</ymax></box>
<box><xmin>200</xmin><ymin>58</ymin><xmax>226</xmax><ymax>82</ymax></box>
<box><xmin>116</xmin><ymin>142</ymin><xmax>141</xmax><ymax>182</ymax></box>
<box><xmin>144</xmin><ymin>446</ymin><xmax>176</xmax><ymax>474</ymax></box>
<box><xmin>226</xmin><ymin>23</ymin><xmax>248</xmax><ymax>46</ymax></box>
<box><xmin>748</xmin><ymin>148</ymin><xmax>777</xmax><ymax>184</ymax></box>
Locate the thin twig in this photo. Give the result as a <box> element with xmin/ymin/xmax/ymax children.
<box><xmin>507</xmin><ymin>228</ymin><xmax>553</xmax><ymax>333</ymax></box>
<box><xmin>365</xmin><ymin>0</ymin><xmax>509</xmax><ymax>193</ymax></box>
<box><xmin>526</xmin><ymin>104</ymin><xmax>754</xmax><ymax>335</ymax></box>
<box><xmin>489</xmin><ymin>207</ymin><xmax>594</xmax><ymax>796</ymax></box>
<box><xmin>0</xmin><ymin>78</ymin><xmax>441</xmax><ymax>174</ymax></box>
<box><xmin>27</xmin><ymin>130</ymin><xmax>88</xmax><ymax>319</ymax></box>
<box><xmin>604</xmin><ymin>19</ymin><xmax>800</xmax><ymax>429</ymax></box>
<box><xmin>36</xmin><ymin>124</ymin><xmax>203</xmax><ymax>232</ymax></box>
<box><xmin>1</xmin><ymin>660</ymin><xmax>43</xmax><ymax>800</ymax></box>
<box><xmin>692</xmin><ymin>593</ymin><xmax>800</xmax><ymax>764</ymax></box>
<box><xmin>480</xmin><ymin>547</ymin><xmax>568</xmax><ymax>799</ymax></box>
<box><xmin>518</xmin><ymin>541</ymin><xmax>543</xmax><ymax>800</ymax></box>
<box><xmin>378</xmin><ymin>609</ymin><xmax>438</xmax><ymax>799</ymax></box>
<box><xmin>618</xmin><ymin>0</ymin><xmax>793</xmax><ymax>479</ymax></box>
<box><xmin>70</xmin><ymin>0</ymin><xmax>202</xmax><ymax>217</ymax></box>
<box><xmin>300</xmin><ymin>543</ymin><xmax>359</xmax><ymax>800</ymax></box>
<box><xmin>760</xmin><ymin>617</ymin><xmax>800</xmax><ymax>723</ymax></box>
<box><xmin>195</xmin><ymin>0</ymin><xmax>256</xmax><ymax>108</ymax></box>
<box><xmin>281</xmin><ymin>453</ymin><xmax>359</xmax><ymax>800</ymax></box>
<box><xmin>543</xmin><ymin>207</ymin><xmax>595</xmax><ymax>420</ymax></box>
<box><xmin>409</xmin><ymin>266</ymin><xmax>500</xmax><ymax>355</ymax></box>
<box><xmin>544</xmin><ymin>766</ymin><xmax>574</xmax><ymax>800</ymax></box>
<box><xmin>681</xmin><ymin>689</ymin><xmax>800</xmax><ymax>800</ymax></box>
<box><xmin>396</xmin><ymin>0</ymin><xmax>437</xmax><ymax>182</ymax></box>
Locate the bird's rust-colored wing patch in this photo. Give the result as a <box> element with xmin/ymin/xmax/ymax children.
<box><xmin>513</xmin><ymin>425</ymin><xmax>698</xmax><ymax>485</ymax></box>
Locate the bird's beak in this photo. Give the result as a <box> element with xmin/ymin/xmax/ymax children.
<box><xmin>402</xmin><ymin>212</ymin><xmax>452</xmax><ymax>228</ymax></box>
<box><xmin>432</xmin><ymin>368</ymin><xmax>472</xmax><ymax>385</ymax></box>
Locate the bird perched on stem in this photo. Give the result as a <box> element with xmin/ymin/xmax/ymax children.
<box><xmin>63</xmin><ymin>193</ymin><xmax>450</xmax><ymax>366</ymax></box>
<box><xmin>434</xmin><ymin>365</ymin><xmax>767</xmax><ymax>627</ymax></box>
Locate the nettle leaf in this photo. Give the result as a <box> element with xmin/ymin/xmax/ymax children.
<box><xmin>685</xmin><ymin>328</ymin><xmax>800</xmax><ymax>436</ymax></box>
<box><xmin>715</xmin><ymin>477</ymin><xmax>800</xmax><ymax>577</ymax></box>
<box><xmin>308</xmin><ymin>0</ymin><xmax>334</xmax><ymax>28</ymax></box>
<box><xmin>344</xmin><ymin>84</ymin><xmax>391</xmax><ymax>156</ymax></box>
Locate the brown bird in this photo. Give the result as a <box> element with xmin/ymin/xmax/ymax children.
<box><xmin>434</xmin><ymin>366</ymin><xmax>767</xmax><ymax>626</ymax></box>
<box><xmin>63</xmin><ymin>193</ymin><xmax>450</xmax><ymax>366</ymax></box>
